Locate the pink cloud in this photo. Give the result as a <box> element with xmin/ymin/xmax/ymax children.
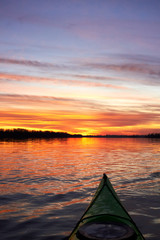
<box><xmin>0</xmin><ymin>72</ymin><xmax>127</xmax><ymax>89</ymax></box>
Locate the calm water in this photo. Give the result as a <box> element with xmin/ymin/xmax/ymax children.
<box><xmin>0</xmin><ymin>138</ymin><xmax>160</xmax><ymax>240</ymax></box>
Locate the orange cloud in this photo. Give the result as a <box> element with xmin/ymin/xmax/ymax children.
<box><xmin>1</xmin><ymin>101</ymin><xmax>160</xmax><ymax>135</ymax></box>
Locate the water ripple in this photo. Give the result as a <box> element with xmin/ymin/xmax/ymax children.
<box><xmin>0</xmin><ymin>138</ymin><xmax>160</xmax><ymax>239</ymax></box>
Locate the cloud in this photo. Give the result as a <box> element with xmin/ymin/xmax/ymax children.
<box><xmin>0</xmin><ymin>93</ymin><xmax>104</xmax><ymax>113</ymax></box>
<box><xmin>2</xmin><ymin>55</ymin><xmax>160</xmax><ymax>77</ymax></box>
<box><xmin>1</xmin><ymin>92</ymin><xmax>159</xmax><ymax>111</ymax></box>
<box><xmin>1</xmin><ymin>101</ymin><xmax>160</xmax><ymax>134</ymax></box>
<box><xmin>115</xmin><ymin>53</ymin><xmax>160</xmax><ymax>65</ymax></box>
<box><xmin>78</xmin><ymin>60</ymin><xmax>160</xmax><ymax>86</ymax></box>
<box><xmin>70</xmin><ymin>74</ymin><xmax>121</xmax><ymax>81</ymax></box>
<box><xmin>0</xmin><ymin>57</ymin><xmax>60</xmax><ymax>69</ymax></box>
<box><xmin>0</xmin><ymin>92</ymin><xmax>160</xmax><ymax>135</ymax></box>
<box><xmin>96</xmin><ymin>111</ymin><xmax>160</xmax><ymax>127</ymax></box>
<box><xmin>0</xmin><ymin>93</ymin><xmax>81</xmax><ymax>106</ymax></box>
<box><xmin>0</xmin><ymin>72</ymin><xmax>127</xmax><ymax>89</ymax></box>
<box><xmin>1</xmin><ymin>55</ymin><xmax>160</xmax><ymax>87</ymax></box>
<box><xmin>68</xmin><ymin>71</ymin><xmax>160</xmax><ymax>87</ymax></box>
<box><xmin>85</xmin><ymin>62</ymin><xmax>160</xmax><ymax>77</ymax></box>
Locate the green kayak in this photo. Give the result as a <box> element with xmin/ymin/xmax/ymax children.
<box><xmin>68</xmin><ymin>174</ymin><xmax>145</xmax><ymax>240</ymax></box>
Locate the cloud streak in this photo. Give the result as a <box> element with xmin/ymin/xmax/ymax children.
<box><xmin>1</xmin><ymin>56</ymin><xmax>160</xmax><ymax>77</ymax></box>
<box><xmin>0</xmin><ymin>72</ymin><xmax>127</xmax><ymax>90</ymax></box>
<box><xmin>85</xmin><ymin>62</ymin><xmax>160</xmax><ymax>78</ymax></box>
<box><xmin>0</xmin><ymin>57</ymin><xmax>61</xmax><ymax>69</ymax></box>
<box><xmin>1</xmin><ymin>105</ymin><xmax>159</xmax><ymax>135</ymax></box>
<box><xmin>0</xmin><ymin>93</ymin><xmax>105</xmax><ymax>113</ymax></box>
<box><xmin>1</xmin><ymin>55</ymin><xmax>160</xmax><ymax>87</ymax></box>
<box><xmin>0</xmin><ymin>93</ymin><xmax>160</xmax><ymax>135</ymax></box>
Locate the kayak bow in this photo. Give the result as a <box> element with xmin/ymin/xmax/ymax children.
<box><xmin>68</xmin><ymin>174</ymin><xmax>145</xmax><ymax>240</ymax></box>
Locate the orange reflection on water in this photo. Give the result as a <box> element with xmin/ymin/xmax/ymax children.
<box><xmin>0</xmin><ymin>138</ymin><xmax>159</xmax><ymax>239</ymax></box>
<box><xmin>0</xmin><ymin>137</ymin><xmax>159</xmax><ymax>196</ymax></box>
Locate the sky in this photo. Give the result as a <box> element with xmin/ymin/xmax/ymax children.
<box><xmin>0</xmin><ymin>0</ymin><xmax>160</xmax><ymax>135</ymax></box>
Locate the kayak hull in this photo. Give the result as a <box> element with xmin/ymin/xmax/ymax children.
<box><xmin>68</xmin><ymin>174</ymin><xmax>145</xmax><ymax>240</ymax></box>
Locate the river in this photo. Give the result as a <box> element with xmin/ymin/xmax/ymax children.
<box><xmin>0</xmin><ymin>137</ymin><xmax>159</xmax><ymax>239</ymax></box>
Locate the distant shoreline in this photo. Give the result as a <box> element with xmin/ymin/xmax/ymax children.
<box><xmin>0</xmin><ymin>129</ymin><xmax>160</xmax><ymax>139</ymax></box>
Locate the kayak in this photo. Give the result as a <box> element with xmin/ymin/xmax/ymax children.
<box><xmin>68</xmin><ymin>174</ymin><xmax>145</xmax><ymax>240</ymax></box>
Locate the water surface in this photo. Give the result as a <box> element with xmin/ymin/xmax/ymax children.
<box><xmin>0</xmin><ymin>138</ymin><xmax>160</xmax><ymax>239</ymax></box>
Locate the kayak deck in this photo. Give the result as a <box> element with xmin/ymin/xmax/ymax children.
<box><xmin>68</xmin><ymin>174</ymin><xmax>145</xmax><ymax>240</ymax></box>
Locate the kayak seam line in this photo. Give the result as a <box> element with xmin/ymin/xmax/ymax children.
<box><xmin>68</xmin><ymin>177</ymin><xmax>106</xmax><ymax>239</ymax></box>
<box><xmin>105</xmin><ymin>176</ymin><xmax>145</xmax><ymax>240</ymax></box>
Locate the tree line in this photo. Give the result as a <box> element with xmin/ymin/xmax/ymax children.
<box><xmin>0</xmin><ymin>128</ymin><xmax>159</xmax><ymax>139</ymax></box>
<box><xmin>0</xmin><ymin>129</ymin><xmax>82</xmax><ymax>139</ymax></box>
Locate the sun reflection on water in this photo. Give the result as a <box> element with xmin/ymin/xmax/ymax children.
<box><xmin>0</xmin><ymin>138</ymin><xmax>160</xmax><ymax>239</ymax></box>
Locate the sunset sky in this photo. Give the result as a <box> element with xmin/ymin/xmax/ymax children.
<box><xmin>0</xmin><ymin>0</ymin><xmax>160</xmax><ymax>135</ymax></box>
